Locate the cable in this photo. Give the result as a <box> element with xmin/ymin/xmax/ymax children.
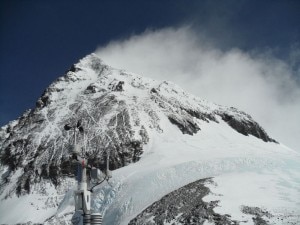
<box><xmin>89</xmin><ymin>174</ymin><xmax>108</xmax><ymax>192</ymax></box>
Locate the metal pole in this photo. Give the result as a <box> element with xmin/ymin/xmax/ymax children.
<box><xmin>83</xmin><ymin>213</ymin><xmax>91</xmax><ymax>225</ymax></box>
<box><xmin>69</xmin><ymin>121</ymin><xmax>104</xmax><ymax>225</ymax></box>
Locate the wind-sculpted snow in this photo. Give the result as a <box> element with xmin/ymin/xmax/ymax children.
<box><xmin>0</xmin><ymin>53</ymin><xmax>296</xmax><ymax>225</ymax></box>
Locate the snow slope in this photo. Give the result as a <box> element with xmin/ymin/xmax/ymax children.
<box><xmin>94</xmin><ymin>120</ymin><xmax>300</xmax><ymax>225</ymax></box>
<box><xmin>47</xmin><ymin>116</ymin><xmax>300</xmax><ymax>225</ymax></box>
<box><xmin>0</xmin><ymin>53</ymin><xmax>299</xmax><ymax>224</ymax></box>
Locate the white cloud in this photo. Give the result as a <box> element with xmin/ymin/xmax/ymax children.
<box><xmin>95</xmin><ymin>27</ymin><xmax>300</xmax><ymax>151</ymax></box>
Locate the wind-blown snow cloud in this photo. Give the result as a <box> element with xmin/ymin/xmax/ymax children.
<box><xmin>95</xmin><ymin>27</ymin><xmax>300</xmax><ymax>151</ymax></box>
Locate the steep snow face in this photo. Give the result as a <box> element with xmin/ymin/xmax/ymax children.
<box><xmin>0</xmin><ymin>53</ymin><xmax>297</xmax><ymax>224</ymax></box>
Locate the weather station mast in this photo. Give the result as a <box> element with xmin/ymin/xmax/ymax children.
<box><xmin>64</xmin><ymin>120</ymin><xmax>112</xmax><ymax>225</ymax></box>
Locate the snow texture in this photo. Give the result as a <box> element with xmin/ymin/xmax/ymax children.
<box><xmin>0</xmin><ymin>53</ymin><xmax>299</xmax><ymax>225</ymax></box>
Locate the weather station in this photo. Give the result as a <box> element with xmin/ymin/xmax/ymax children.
<box><xmin>64</xmin><ymin>120</ymin><xmax>112</xmax><ymax>225</ymax></box>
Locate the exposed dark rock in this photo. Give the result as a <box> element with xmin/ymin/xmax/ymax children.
<box><xmin>36</xmin><ymin>92</ymin><xmax>51</xmax><ymax>108</ymax></box>
<box><xmin>0</xmin><ymin>93</ymin><xmax>151</xmax><ymax>196</ymax></box>
<box><xmin>129</xmin><ymin>178</ymin><xmax>238</xmax><ymax>225</ymax></box>
<box><xmin>67</xmin><ymin>64</ymin><xmax>81</xmax><ymax>73</ymax></box>
<box><xmin>241</xmin><ymin>205</ymin><xmax>273</xmax><ymax>225</ymax></box>
<box><xmin>85</xmin><ymin>83</ymin><xmax>99</xmax><ymax>94</ymax></box>
<box><xmin>16</xmin><ymin>183</ymin><xmax>22</xmax><ymax>197</ymax></box>
<box><xmin>168</xmin><ymin>115</ymin><xmax>200</xmax><ymax>135</ymax></box>
<box><xmin>40</xmin><ymin>164</ymin><xmax>49</xmax><ymax>179</ymax></box>
<box><xmin>183</xmin><ymin>108</ymin><xmax>218</xmax><ymax>123</ymax></box>
<box><xmin>60</xmin><ymin>160</ymin><xmax>77</xmax><ymax>176</ymax></box>
<box><xmin>150</xmin><ymin>88</ymin><xmax>158</xmax><ymax>94</ymax></box>
<box><xmin>36</xmin><ymin>99</ymin><xmax>44</xmax><ymax>108</ymax></box>
<box><xmin>115</xmin><ymin>81</ymin><xmax>124</xmax><ymax>91</ymax></box>
<box><xmin>24</xmin><ymin>177</ymin><xmax>31</xmax><ymax>194</ymax></box>
<box><xmin>49</xmin><ymin>163</ymin><xmax>59</xmax><ymax>186</ymax></box>
<box><xmin>219</xmin><ymin>112</ymin><xmax>277</xmax><ymax>143</ymax></box>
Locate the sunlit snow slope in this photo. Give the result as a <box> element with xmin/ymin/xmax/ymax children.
<box><xmin>0</xmin><ymin>54</ymin><xmax>299</xmax><ymax>225</ymax></box>
<box><xmin>90</xmin><ymin>122</ymin><xmax>299</xmax><ymax>225</ymax></box>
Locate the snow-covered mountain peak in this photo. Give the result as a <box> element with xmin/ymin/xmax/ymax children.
<box><xmin>1</xmin><ymin>53</ymin><xmax>299</xmax><ymax>225</ymax></box>
<box><xmin>0</xmin><ymin>53</ymin><xmax>277</xmax><ymax>194</ymax></box>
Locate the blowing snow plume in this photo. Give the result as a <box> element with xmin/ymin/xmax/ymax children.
<box><xmin>95</xmin><ymin>27</ymin><xmax>300</xmax><ymax>151</ymax></box>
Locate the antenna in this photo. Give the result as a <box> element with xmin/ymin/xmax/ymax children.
<box><xmin>106</xmin><ymin>148</ymin><xmax>112</xmax><ymax>179</ymax></box>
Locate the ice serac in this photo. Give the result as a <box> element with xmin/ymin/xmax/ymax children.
<box><xmin>0</xmin><ymin>53</ymin><xmax>299</xmax><ymax>225</ymax></box>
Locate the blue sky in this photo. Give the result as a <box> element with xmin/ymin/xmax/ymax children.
<box><xmin>1</xmin><ymin>0</ymin><xmax>300</xmax><ymax>149</ymax></box>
